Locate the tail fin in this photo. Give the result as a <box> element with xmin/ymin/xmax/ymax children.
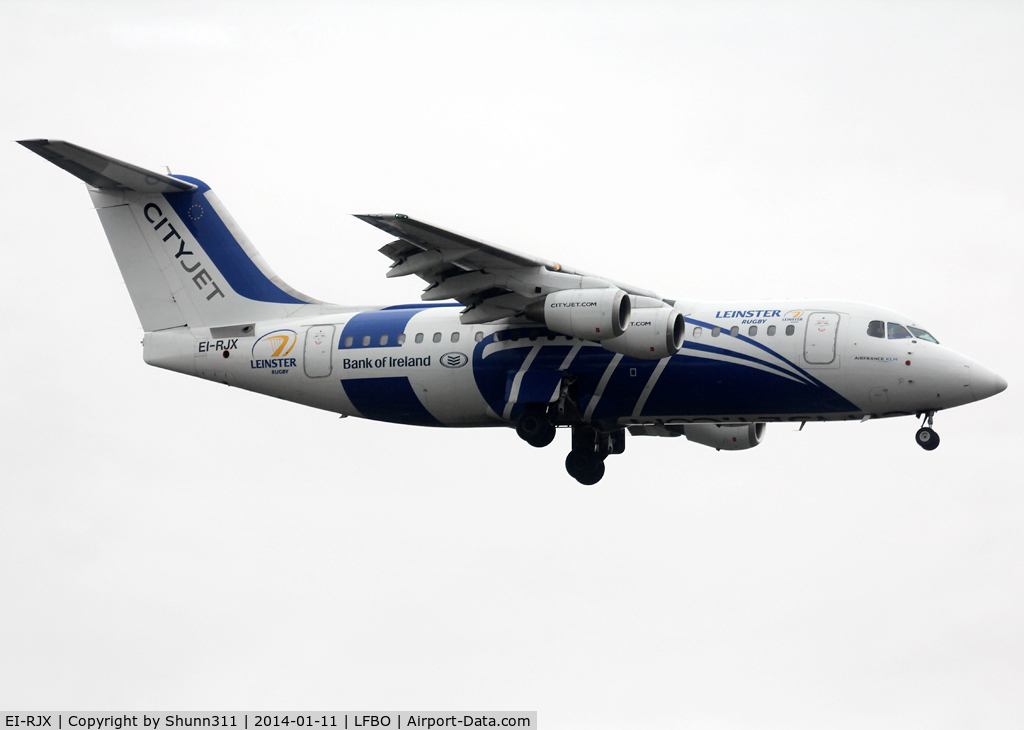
<box><xmin>20</xmin><ymin>139</ymin><xmax>324</xmax><ymax>331</ymax></box>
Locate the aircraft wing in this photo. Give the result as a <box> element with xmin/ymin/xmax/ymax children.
<box><xmin>356</xmin><ymin>214</ymin><xmax>664</xmax><ymax>324</ymax></box>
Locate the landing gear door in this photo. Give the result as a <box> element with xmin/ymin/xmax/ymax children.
<box><xmin>304</xmin><ymin>325</ymin><xmax>335</xmax><ymax>377</ymax></box>
<box><xmin>804</xmin><ymin>312</ymin><xmax>840</xmax><ymax>364</ymax></box>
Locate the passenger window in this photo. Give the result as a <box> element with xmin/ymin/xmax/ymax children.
<box><xmin>867</xmin><ymin>320</ymin><xmax>885</xmax><ymax>338</ymax></box>
<box><xmin>785</xmin><ymin>325</ymin><xmax>795</xmax><ymax>336</ymax></box>
<box><xmin>451</xmin><ymin>332</ymin><xmax>460</xmax><ymax>343</ymax></box>
<box><xmin>344</xmin><ymin>336</ymin><xmax>353</xmax><ymax>347</ymax></box>
<box><xmin>712</xmin><ymin>327</ymin><xmax>721</xmax><ymax>337</ymax></box>
<box><xmin>887</xmin><ymin>322</ymin><xmax>912</xmax><ymax>339</ymax></box>
<box><xmin>475</xmin><ymin>331</ymin><xmax>484</xmax><ymax>343</ymax></box>
<box><xmin>767</xmin><ymin>325</ymin><xmax>776</xmax><ymax>336</ymax></box>
<box><xmin>547</xmin><ymin>333</ymin><xmax>556</xmax><ymax>341</ymax></box>
<box><xmin>730</xmin><ymin>326</ymin><xmax>739</xmax><ymax>336</ymax></box>
<box><xmin>361</xmin><ymin>335</ymin><xmax>371</xmax><ymax>346</ymax></box>
<box><xmin>693</xmin><ymin>326</ymin><xmax>702</xmax><ymax>338</ymax></box>
<box><xmin>397</xmin><ymin>333</ymin><xmax>406</xmax><ymax>345</ymax></box>
<box><xmin>528</xmin><ymin>330</ymin><xmax>538</xmax><ymax>341</ymax></box>
<box><xmin>415</xmin><ymin>333</ymin><xmax>423</xmax><ymax>344</ymax></box>
<box><xmin>379</xmin><ymin>334</ymin><xmax>389</xmax><ymax>346</ymax></box>
<box><xmin>908</xmin><ymin>326</ymin><xmax>939</xmax><ymax>344</ymax></box>
<box><xmin>565</xmin><ymin>335</ymin><xmax>572</xmax><ymax>340</ymax></box>
<box><xmin>748</xmin><ymin>326</ymin><xmax>757</xmax><ymax>337</ymax></box>
<box><xmin>510</xmin><ymin>330</ymin><xmax>520</xmax><ymax>342</ymax></box>
<box><xmin>432</xmin><ymin>332</ymin><xmax>442</xmax><ymax>343</ymax></box>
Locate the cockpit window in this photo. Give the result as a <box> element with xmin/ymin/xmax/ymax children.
<box><xmin>887</xmin><ymin>322</ymin><xmax>912</xmax><ymax>340</ymax></box>
<box><xmin>908</xmin><ymin>326</ymin><xmax>939</xmax><ymax>344</ymax></box>
<box><xmin>867</xmin><ymin>320</ymin><xmax>885</xmax><ymax>338</ymax></box>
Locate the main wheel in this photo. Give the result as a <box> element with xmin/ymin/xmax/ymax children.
<box><xmin>516</xmin><ymin>413</ymin><xmax>557</xmax><ymax>446</ymax></box>
<box><xmin>527</xmin><ymin>425</ymin><xmax>556</xmax><ymax>448</ymax></box>
<box><xmin>565</xmin><ymin>451</ymin><xmax>606</xmax><ymax>485</ymax></box>
<box><xmin>915</xmin><ymin>427</ymin><xmax>940</xmax><ymax>451</ymax></box>
<box><xmin>517</xmin><ymin>413</ymin><xmax>556</xmax><ymax>448</ymax></box>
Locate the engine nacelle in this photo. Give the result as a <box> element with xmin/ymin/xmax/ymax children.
<box><xmin>602</xmin><ymin>302</ymin><xmax>685</xmax><ymax>360</ymax></box>
<box><xmin>683</xmin><ymin>423</ymin><xmax>766</xmax><ymax>451</ymax></box>
<box><xmin>525</xmin><ymin>288</ymin><xmax>630</xmax><ymax>341</ymax></box>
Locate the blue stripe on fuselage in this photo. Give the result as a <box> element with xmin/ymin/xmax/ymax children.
<box><xmin>641</xmin><ymin>353</ymin><xmax>859</xmax><ymax>416</ymax></box>
<box><xmin>589</xmin><ymin>357</ymin><xmax>660</xmax><ymax>421</ymax></box>
<box><xmin>342</xmin><ymin>376</ymin><xmax>441</xmax><ymax>426</ymax></box>
<box><xmin>471</xmin><ymin>333</ymin><xmax>537</xmax><ymax>412</ymax></box>
<box><xmin>336</xmin><ymin>314</ymin><xmax>860</xmax><ymax>424</ymax></box>
<box><xmin>469</xmin><ymin>324</ymin><xmax>860</xmax><ymax>420</ymax></box>
<box><xmin>340</xmin><ymin>308</ymin><xmax>430</xmax><ymax>349</ymax></box>
<box><xmin>681</xmin><ymin>340</ymin><xmax>814</xmax><ymax>386</ymax></box>
<box><xmin>685</xmin><ymin>316</ymin><xmax>822</xmax><ymax>387</ymax></box>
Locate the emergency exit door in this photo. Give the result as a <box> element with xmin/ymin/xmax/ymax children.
<box><xmin>304</xmin><ymin>325</ymin><xmax>335</xmax><ymax>377</ymax></box>
<box><xmin>804</xmin><ymin>313</ymin><xmax>839</xmax><ymax>364</ymax></box>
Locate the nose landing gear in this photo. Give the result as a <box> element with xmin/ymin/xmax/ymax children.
<box><xmin>915</xmin><ymin>411</ymin><xmax>940</xmax><ymax>451</ymax></box>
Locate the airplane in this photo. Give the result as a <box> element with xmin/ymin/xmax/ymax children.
<box><xmin>20</xmin><ymin>139</ymin><xmax>1008</xmax><ymax>484</ymax></box>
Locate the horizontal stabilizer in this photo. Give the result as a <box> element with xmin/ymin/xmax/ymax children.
<box><xmin>18</xmin><ymin>139</ymin><xmax>196</xmax><ymax>193</ymax></box>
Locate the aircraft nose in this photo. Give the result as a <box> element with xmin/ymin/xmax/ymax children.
<box><xmin>971</xmin><ymin>363</ymin><xmax>1008</xmax><ymax>402</ymax></box>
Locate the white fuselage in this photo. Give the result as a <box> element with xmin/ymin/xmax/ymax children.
<box><xmin>142</xmin><ymin>299</ymin><xmax>1001</xmax><ymax>429</ymax></box>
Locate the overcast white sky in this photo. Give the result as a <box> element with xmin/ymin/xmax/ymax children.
<box><xmin>1</xmin><ymin>1</ymin><xmax>1021</xmax><ymax>726</ymax></box>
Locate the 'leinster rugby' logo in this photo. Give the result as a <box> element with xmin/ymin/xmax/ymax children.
<box><xmin>250</xmin><ymin>329</ymin><xmax>298</xmax><ymax>375</ymax></box>
<box><xmin>252</xmin><ymin>329</ymin><xmax>297</xmax><ymax>358</ymax></box>
<box><xmin>440</xmin><ymin>352</ymin><xmax>469</xmax><ymax>368</ymax></box>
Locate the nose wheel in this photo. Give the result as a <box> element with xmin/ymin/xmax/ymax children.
<box><xmin>915</xmin><ymin>427</ymin><xmax>940</xmax><ymax>450</ymax></box>
<box><xmin>915</xmin><ymin>412</ymin><xmax>940</xmax><ymax>451</ymax></box>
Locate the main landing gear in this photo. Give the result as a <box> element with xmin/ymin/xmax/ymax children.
<box><xmin>514</xmin><ymin>407</ymin><xmax>623</xmax><ymax>485</ymax></box>
<box><xmin>915</xmin><ymin>411</ymin><xmax>940</xmax><ymax>451</ymax></box>
<box><xmin>564</xmin><ymin>425</ymin><xmax>624</xmax><ymax>485</ymax></box>
<box><xmin>565</xmin><ymin>450</ymin><xmax>604</xmax><ymax>486</ymax></box>
<box><xmin>513</xmin><ymin>379</ymin><xmax>624</xmax><ymax>485</ymax></box>
<box><xmin>515</xmin><ymin>408</ymin><xmax>556</xmax><ymax>448</ymax></box>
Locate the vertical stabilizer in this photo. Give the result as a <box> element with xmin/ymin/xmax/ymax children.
<box><xmin>20</xmin><ymin>139</ymin><xmax>326</xmax><ymax>331</ymax></box>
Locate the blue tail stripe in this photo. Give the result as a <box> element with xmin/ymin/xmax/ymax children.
<box><xmin>164</xmin><ymin>176</ymin><xmax>307</xmax><ymax>304</ymax></box>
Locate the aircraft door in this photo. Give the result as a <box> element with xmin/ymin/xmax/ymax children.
<box><xmin>804</xmin><ymin>312</ymin><xmax>840</xmax><ymax>364</ymax></box>
<box><xmin>304</xmin><ymin>325</ymin><xmax>335</xmax><ymax>377</ymax></box>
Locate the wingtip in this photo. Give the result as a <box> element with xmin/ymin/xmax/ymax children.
<box><xmin>17</xmin><ymin>138</ymin><xmax>63</xmax><ymax>148</ymax></box>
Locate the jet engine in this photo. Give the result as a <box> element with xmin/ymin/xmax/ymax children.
<box><xmin>602</xmin><ymin>300</ymin><xmax>685</xmax><ymax>360</ymax></box>
<box><xmin>682</xmin><ymin>423</ymin><xmax>766</xmax><ymax>451</ymax></box>
<box><xmin>525</xmin><ymin>288</ymin><xmax>630</xmax><ymax>341</ymax></box>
